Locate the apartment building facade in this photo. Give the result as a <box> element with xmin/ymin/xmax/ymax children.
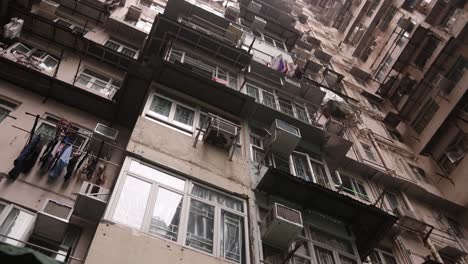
<box><xmin>0</xmin><ymin>0</ymin><xmax>467</xmax><ymax>264</ymax></box>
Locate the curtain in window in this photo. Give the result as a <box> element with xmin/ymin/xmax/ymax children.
<box><xmin>221</xmin><ymin>211</ymin><xmax>243</xmax><ymax>263</ymax></box>
<box><xmin>186</xmin><ymin>199</ymin><xmax>214</xmax><ymax>253</ymax></box>
<box><xmin>0</xmin><ymin>208</ymin><xmax>34</xmax><ymax>246</ymax></box>
<box><xmin>315</xmin><ymin>247</ymin><xmax>335</xmax><ymax>264</ymax></box>
<box><xmin>113</xmin><ymin>176</ymin><xmax>151</xmax><ymax>229</ymax></box>
<box><xmin>149</xmin><ymin>188</ymin><xmax>183</xmax><ymax>241</ymax></box>
<box><xmin>191</xmin><ymin>184</ymin><xmax>243</xmax><ymax>212</ymax></box>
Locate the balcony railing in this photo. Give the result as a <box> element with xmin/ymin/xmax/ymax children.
<box><xmin>0</xmin><ymin>234</ymin><xmax>84</xmax><ymax>264</ymax></box>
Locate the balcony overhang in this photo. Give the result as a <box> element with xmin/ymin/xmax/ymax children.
<box><xmin>256</xmin><ymin>167</ymin><xmax>398</xmax><ymax>260</ymax></box>
<box><xmin>147</xmin><ymin>15</ymin><xmax>252</xmax><ymax>68</ymax></box>
<box><xmin>153</xmin><ymin>60</ymin><xmax>255</xmax><ymax>117</ymax></box>
<box><xmin>164</xmin><ymin>0</ymin><xmax>230</xmax><ymax>29</ymax></box>
<box><xmin>0</xmin><ymin>56</ymin><xmax>117</xmax><ymax>121</ymax></box>
<box><xmin>238</xmin><ymin>0</ymin><xmax>301</xmax><ymax>50</ymax></box>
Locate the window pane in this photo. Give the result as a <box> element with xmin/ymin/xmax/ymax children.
<box><xmin>122</xmin><ymin>47</ymin><xmax>137</xmax><ymax>58</ymax></box>
<box><xmin>339</xmin><ymin>255</ymin><xmax>357</xmax><ymax>264</ymax></box>
<box><xmin>35</xmin><ymin>123</ymin><xmax>56</xmax><ymax>141</ymax></box>
<box><xmin>149</xmin><ymin>188</ymin><xmax>183</xmax><ymax>241</ymax></box>
<box><xmin>274</xmin><ymin>155</ymin><xmax>290</xmax><ymax>173</ymax></box>
<box><xmin>295</xmin><ymin>104</ymin><xmax>309</xmax><ymax>123</ymax></box>
<box><xmin>292</xmin><ymin>153</ymin><xmax>312</xmax><ymax>181</ymax></box>
<box><xmin>246</xmin><ymin>85</ymin><xmax>260</xmax><ymax>101</ymax></box>
<box><xmin>174</xmin><ymin>105</ymin><xmax>195</xmax><ymax>127</ymax></box>
<box><xmin>192</xmin><ymin>184</ymin><xmax>243</xmax><ymax>212</ymax></box>
<box><xmin>76</xmin><ymin>74</ymin><xmax>92</xmax><ymax>86</ymax></box>
<box><xmin>263</xmin><ymin>92</ymin><xmax>276</xmax><ymax>109</ymax></box>
<box><xmin>150</xmin><ymin>96</ymin><xmax>172</xmax><ymax>117</ymax></box>
<box><xmin>315</xmin><ymin>247</ymin><xmax>335</xmax><ymax>264</ymax></box>
<box><xmin>105</xmin><ymin>41</ymin><xmax>120</xmax><ymax>51</ymax></box>
<box><xmin>113</xmin><ymin>176</ymin><xmax>151</xmax><ymax>229</ymax></box>
<box><xmin>354</xmin><ymin>181</ymin><xmax>370</xmax><ymax>201</ymax></box>
<box><xmin>310</xmin><ymin>228</ymin><xmax>354</xmax><ymax>254</ymax></box>
<box><xmin>0</xmin><ymin>208</ymin><xmax>35</xmax><ymax>246</ymax></box>
<box><xmin>0</xmin><ymin>107</ymin><xmax>10</xmax><ymax>123</ymax></box>
<box><xmin>186</xmin><ymin>199</ymin><xmax>215</xmax><ymax>253</ymax></box>
<box><xmin>221</xmin><ymin>211</ymin><xmax>244</xmax><ymax>263</ymax></box>
<box><xmin>311</xmin><ymin>161</ymin><xmax>329</xmax><ymax>188</ymax></box>
<box><xmin>128</xmin><ymin>160</ymin><xmax>185</xmax><ymax>190</ymax></box>
<box><xmin>340</xmin><ymin>175</ymin><xmax>354</xmax><ymax>195</ymax></box>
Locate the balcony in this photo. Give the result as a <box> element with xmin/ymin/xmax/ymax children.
<box><xmin>255</xmin><ymin>167</ymin><xmax>397</xmax><ymax>259</ymax></box>
<box><xmin>145</xmin><ymin>14</ymin><xmax>252</xmax><ymax>68</ymax></box>
<box><xmin>53</xmin><ymin>0</ymin><xmax>117</xmax><ymax>23</ymax></box>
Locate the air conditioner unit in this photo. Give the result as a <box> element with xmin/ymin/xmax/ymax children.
<box><xmin>74</xmin><ymin>181</ymin><xmax>110</xmax><ymax>221</ymax></box>
<box><xmin>225</xmin><ymin>24</ymin><xmax>244</xmax><ymax>46</ymax></box>
<box><xmin>394</xmin><ymin>206</ymin><xmax>428</xmax><ymax>233</ymax></box>
<box><xmin>252</xmin><ymin>16</ymin><xmax>266</xmax><ymax>33</ymax></box>
<box><xmin>39</xmin><ymin>0</ymin><xmax>60</xmax><ymax>14</ymax></box>
<box><xmin>225</xmin><ymin>3</ymin><xmax>240</xmax><ymax>21</ymax></box>
<box><xmin>94</xmin><ymin>123</ymin><xmax>119</xmax><ymax>141</ymax></box>
<box><xmin>325</xmin><ymin>118</ymin><xmax>345</xmax><ymax>136</ymax></box>
<box><xmin>431</xmin><ymin>74</ymin><xmax>455</xmax><ymax>94</ymax></box>
<box><xmin>203</xmin><ymin>114</ymin><xmax>240</xmax><ymax>150</ymax></box>
<box><xmin>34</xmin><ymin>199</ymin><xmax>73</xmax><ymax>242</ymax></box>
<box><xmin>265</xmin><ymin>119</ymin><xmax>301</xmax><ymax>159</ymax></box>
<box><xmin>261</xmin><ymin>203</ymin><xmax>303</xmax><ymax>249</ymax></box>
<box><xmin>248</xmin><ymin>1</ymin><xmax>262</xmax><ymax>13</ymax></box>
<box><xmin>126</xmin><ymin>5</ymin><xmax>142</xmax><ymax>21</ymax></box>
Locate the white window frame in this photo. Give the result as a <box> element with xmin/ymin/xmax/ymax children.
<box><xmin>245</xmin><ymin>82</ymin><xmax>312</xmax><ymax>124</ymax></box>
<box><xmin>360</xmin><ymin>142</ymin><xmax>378</xmax><ymax>163</ymax></box>
<box><xmin>333</xmin><ymin>172</ymin><xmax>371</xmax><ymax>202</ymax></box>
<box><xmin>7</xmin><ymin>42</ymin><xmax>59</xmax><ymax>74</ymax></box>
<box><xmin>0</xmin><ymin>97</ymin><xmax>18</xmax><ymax>124</ymax></box>
<box><xmin>35</xmin><ymin>113</ymin><xmax>91</xmax><ymax>151</ymax></box>
<box><xmin>167</xmin><ymin>48</ymin><xmax>238</xmax><ymax>89</ymax></box>
<box><xmin>144</xmin><ymin>92</ymin><xmax>201</xmax><ymax>133</ymax></box>
<box><xmin>104</xmin><ymin>38</ymin><xmax>139</xmax><ymax>59</ymax></box>
<box><xmin>0</xmin><ymin>202</ymin><xmax>36</xmax><ymax>246</ymax></box>
<box><xmin>371</xmin><ymin>248</ymin><xmax>398</xmax><ymax>264</ymax></box>
<box><xmin>75</xmin><ymin>68</ymin><xmax>121</xmax><ymax>99</ymax></box>
<box><xmin>106</xmin><ymin>158</ymin><xmax>250</xmax><ymax>263</ymax></box>
<box><xmin>289</xmin><ymin>224</ymin><xmax>361</xmax><ymax>264</ymax></box>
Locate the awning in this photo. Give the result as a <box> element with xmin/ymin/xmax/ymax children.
<box><xmin>0</xmin><ymin>244</ymin><xmax>60</xmax><ymax>264</ymax></box>
<box><xmin>256</xmin><ymin>168</ymin><xmax>398</xmax><ymax>259</ymax></box>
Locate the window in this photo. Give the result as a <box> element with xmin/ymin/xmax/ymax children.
<box><xmin>440</xmin><ymin>7</ymin><xmax>461</xmax><ymax>29</ymax></box>
<box><xmin>386</xmin><ymin>191</ymin><xmax>407</xmax><ymax>211</ymax></box>
<box><xmin>263</xmin><ymin>34</ymin><xmax>286</xmax><ymax>51</ymax></box>
<box><xmin>55</xmin><ymin>18</ymin><xmax>87</xmax><ymax>35</ymax></box>
<box><xmin>0</xmin><ymin>203</ymin><xmax>35</xmax><ymax>246</ymax></box>
<box><xmin>377</xmin><ymin>7</ymin><xmax>396</xmax><ymax>31</ymax></box>
<box><xmin>290</xmin><ymin>152</ymin><xmax>330</xmax><ymax>188</ymax></box>
<box><xmin>366</xmin><ymin>0</ymin><xmax>381</xmax><ymax>16</ymax></box>
<box><xmin>125</xmin><ymin>17</ymin><xmax>153</xmax><ymax>33</ymax></box>
<box><xmin>7</xmin><ymin>42</ymin><xmax>59</xmax><ymax>74</ymax></box>
<box><xmin>145</xmin><ymin>93</ymin><xmax>198</xmax><ymax>132</ymax></box>
<box><xmin>76</xmin><ymin>68</ymin><xmax>121</xmax><ymax>99</ymax></box>
<box><xmin>140</xmin><ymin>0</ymin><xmax>165</xmax><ymax>13</ymax></box>
<box><xmin>28</xmin><ymin>225</ymin><xmax>81</xmax><ymax>262</ymax></box>
<box><xmin>407</xmin><ymin>163</ymin><xmax>426</xmax><ymax>182</ymax></box>
<box><xmin>413</xmin><ymin>35</ymin><xmax>439</xmax><ymax>69</ymax></box>
<box><xmin>361</xmin><ymin>143</ymin><xmax>377</xmax><ymax>162</ymax></box>
<box><xmin>246</xmin><ymin>83</ymin><xmax>311</xmax><ymax>124</ymax></box>
<box><xmin>167</xmin><ymin>48</ymin><xmax>238</xmax><ymax>89</ymax></box>
<box><xmin>371</xmin><ymin>249</ymin><xmax>398</xmax><ymax>264</ymax></box>
<box><xmin>109</xmin><ymin>159</ymin><xmax>248</xmax><ymax>263</ymax></box>
<box><xmin>447</xmin><ymin>217</ymin><xmax>465</xmax><ymax>238</ymax></box>
<box><xmin>447</xmin><ymin>56</ymin><xmax>467</xmax><ymax>84</ymax></box>
<box><xmin>411</xmin><ymin>98</ymin><xmax>439</xmax><ymax>134</ymax></box>
<box><xmin>0</xmin><ymin>98</ymin><xmax>18</xmax><ymax>123</ymax></box>
<box><xmin>250</xmin><ymin>133</ymin><xmax>267</xmax><ymax>163</ymax></box>
<box><xmin>105</xmin><ymin>38</ymin><xmax>139</xmax><ymax>59</ymax></box>
<box><xmin>287</xmin><ymin>226</ymin><xmax>359</xmax><ymax>264</ymax></box>
<box><xmin>376</xmin><ymin>56</ymin><xmax>393</xmax><ymax>81</ymax></box>
<box><xmin>333</xmin><ymin>173</ymin><xmax>370</xmax><ymax>202</ymax></box>
<box><xmin>34</xmin><ymin>114</ymin><xmax>89</xmax><ymax>150</ymax></box>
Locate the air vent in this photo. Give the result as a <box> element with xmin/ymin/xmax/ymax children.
<box><xmin>262</xmin><ymin>203</ymin><xmax>303</xmax><ymax>249</ymax></box>
<box><xmin>248</xmin><ymin>1</ymin><xmax>262</xmax><ymax>13</ymax></box>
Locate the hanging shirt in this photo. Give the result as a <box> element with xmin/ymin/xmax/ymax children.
<box><xmin>59</xmin><ymin>145</ymin><xmax>73</xmax><ymax>164</ymax></box>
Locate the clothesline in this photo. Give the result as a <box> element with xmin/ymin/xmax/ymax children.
<box><xmin>24</xmin><ymin>112</ymin><xmax>127</xmax><ymax>153</ymax></box>
<box><xmin>11</xmin><ymin>125</ymin><xmax>121</xmax><ymax>168</ymax></box>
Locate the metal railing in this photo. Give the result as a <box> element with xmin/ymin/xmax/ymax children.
<box><xmin>0</xmin><ymin>234</ymin><xmax>84</xmax><ymax>264</ymax></box>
